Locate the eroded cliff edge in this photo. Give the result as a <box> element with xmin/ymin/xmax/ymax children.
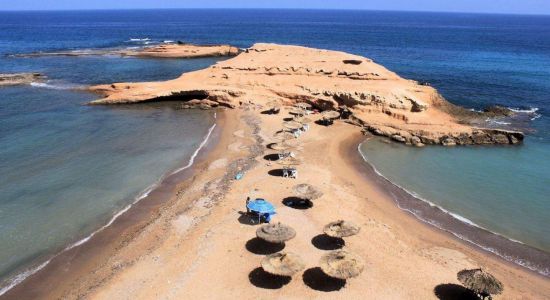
<box><xmin>89</xmin><ymin>43</ymin><xmax>523</xmax><ymax>146</ymax></box>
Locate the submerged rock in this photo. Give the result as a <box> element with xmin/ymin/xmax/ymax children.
<box><xmin>0</xmin><ymin>73</ymin><xmax>46</xmax><ymax>86</ymax></box>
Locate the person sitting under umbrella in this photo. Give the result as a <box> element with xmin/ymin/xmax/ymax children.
<box><xmin>246</xmin><ymin>198</ymin><xmax>277</xmax><ymax>223</ymax></box>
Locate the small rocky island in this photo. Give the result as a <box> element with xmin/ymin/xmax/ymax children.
<box><xmin>89</xmin><ymin>43</ymin><xmax>523</xmax><ymax>146</ymax></box>
<box><xmin>0</xmin><ymin>73</ymin><xmax>46</xmax><ymax>86</ymax></box>
<box><xmin>10</xmin><ymin>43</ymin><xmax>240</xmax><ymax>59</ymax></box>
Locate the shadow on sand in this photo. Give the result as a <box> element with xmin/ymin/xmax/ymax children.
<box><xmin>263</xmin><ymin>154</ymin><xmax>280</xmax><ymax>161</ymax></box>
<box><xmin>434</xmin><ymin>284</ymin><xmax>480</xmax><ymax>300</ymax></box>
<box><xmin>282</xmin><ymin>197</ymin><xmax>313</xmax><ymax>210</ymax></box>
<box><xmin>268</xmin><ymin>169</ymin><xmax>285</xmax><ymax>177</ymax></box>
<box><xmin>302</xmin><ymin>267</ymin><xmax>346</xmax><ymax>292</ymax></box>
<box><xmin>249</xmin><ymin>267</ymin><xmax>291</xmax><ymax>289</ymax></box>
<box><xmin>237</xmin><ymin>211</ymin><xmax>260</xmax><ymax>226</ymax></box>
<box><xmin>245</xmin><ymin>237</ymin><xmax>285</xmax><ymax>255</ymax></box>
<box><xmin>311</xmin><ymin>234</ymin><xmax>345</xmax><ymax>250</ymax></box>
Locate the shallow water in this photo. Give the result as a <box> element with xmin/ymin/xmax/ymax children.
<box><xmin>359</xmin><ymin>139</ymin><xmax>550</xmax><ymax>253</ymax></box>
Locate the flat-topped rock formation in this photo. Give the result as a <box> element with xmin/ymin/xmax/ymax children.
<box><xmin>10</xmin><ymin>43</ymin><xmax>240</xmax><ymax>59</ymax></box>
<box><xmin>89</xmin><ymin>43</ymin><xmax>523</xmax><ymax>146</ymax></box>
<box><xmin>0</xmin><ymin>73</ymin><xmax>46</xmax><ymax>86</ymax></box>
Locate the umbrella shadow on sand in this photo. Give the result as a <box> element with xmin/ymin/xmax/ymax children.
<box><xmin>263</xmin><ymin>154</ymin><xmax>280</xmax><ymax>161</ymax></box>
<box><xmin>245</xmin><ymin>237</ymin><xmax>285</xmax><ymax>255</ymax></box>
<box><xmin>302</xmin><ymin>267</ymin><xmax>346</xmax><ymax>292</ymax></box>
<box><xmin>282</xmin><ymin>197</ymin><xmax>313</xmax><ymax>210</ymax></box>
<box><xmin>248</xmin><ymin>267</ymin><xmax>291</xmax><ymax>289</ymax></box>
<box><xmin>268</xmin><ymin>169</ymin><xmax>285</xmax><ymax>177</ymax></box>
<box><xmin>237</xmin><ymin>211</ymin><xmax>258</xmax><ymax>226</ymax></box>
<box><xmin>434</xmin><ymin>284</ymin><xmax>480</xmax><ymax>300</ymax></box>
<box><xmin>311</xmin><ymin>234</ymin><xmax>345</xmax><ymax>250</ymax></box>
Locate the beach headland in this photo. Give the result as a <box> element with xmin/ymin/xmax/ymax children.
<box><xmin>3</xmin><ymin>43</ymin><xmax>548</xmax><ymax>299</ymax></box>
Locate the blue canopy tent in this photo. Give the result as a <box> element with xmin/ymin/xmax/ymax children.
<box><xmin>246</xmin><ymin>198</ymin><xmax>276</xmax><ymax>223</ymax></box>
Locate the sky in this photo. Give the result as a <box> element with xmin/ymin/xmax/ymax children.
<box><xmin>1</xmin><ymin>0</ymin><xmax>550</xmax><ymax>15</ymax></box>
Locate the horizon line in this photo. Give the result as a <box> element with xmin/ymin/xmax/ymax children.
<box><xmin>0</xmin><ymin>7</ymin><xmax>549</xmax><ymax>17</ymax></box>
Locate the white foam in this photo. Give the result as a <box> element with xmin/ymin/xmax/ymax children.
<box><xmin>356</xmin><ymin>141</ymin><xmax>549</xmax><ymax>276</ymax></box>
<box><xmin>30</xmin><ymin>82</ymin><xmax>84</xmax><ymax>90</ymax></box>
<box><xmin>129</xmin><ymin>38</ymin><xmax>151</xmax><ymax>42</ymax></box>
<box><xmin>163</xmin><ymin>40</ymin><xmax>175</xmax><ymax>44</ymax></box>
<box><xmin>171</xmin><ymin>112</ymin><xmax>217</xmax><ymax>175</ymax></box>
<box><xmin>508</xmin><ymin>107</ymin><xmax>539</xmax><ymax>113</ymax></box>
<box><xmin>0</xmin><ymin>114</ymin><xmax>219</xmax><ymax>296</ymax></box>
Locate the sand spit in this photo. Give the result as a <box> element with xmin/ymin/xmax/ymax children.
<box><xmin>89</xmin><ymin>43</ymin><xmax>523</xmax><ymax>146</ymax></box>
<box><xmin>10</xmin><ymin>43</ymin><xmax>240</xmax><ymax>59</ymax></box>
<box><xmin>4</xmin><ymin>107</ymin><xmax>548</xmax><ymax>300</ymax></box>
<box><xmin>0</xmin><ymin>73</ymin><xmax>46</xmax><ymax>86</ymax></box>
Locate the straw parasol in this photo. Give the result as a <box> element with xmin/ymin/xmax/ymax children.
<box><xmin>295</xmin><ymin>102</ymin><xmax>312</xmax><ymax>110</ymax></box>
<box><xmin>293</xmin><ymin>116</ymin><xmax>312</xmax><ymax>124</ymax></box>
<box><xmin>261</xmin><ymin>252</ymin><xmax>305</xmax><ymax>276</ymax></box>
<box><xmin>289</xmin><ymin>108</ymin><xmax>305</xmax><ymax>116</ymax></box>
<box><xmin>323</xmin><ymin>220</ymin><xmax>361</xmax><ymax>238</ymax></box>
<box><xmin>322</xmin><ymin>110</ymin><xmax>340</xmax><ymax>119</ymax></box>
<box><xmin>457</xmin><ymin>268</ymin><xmax>503</xmax><ymax>299</ymax></box>
<box><xmin>277</xmin><ymin>157</ymin><xmax>302</xmax><ymax>166</ymax></box>
<box><xmin>270</xmin><ymin>141</ymin><xmax>297</xmax><ymax>151</ymax></box>
<box><xmin>256</xmin><ymin>223</ymin><xmax>296</xmax><ymax>243</ymax></box>
<box><xmin>320</xmin><ymin>250</ymin><xmax>364</xmax><ymax>280</ymax></box>
<box><xmin>283</xmin><ymin>121</ymin><xmax>304</xmax><ymax>130</ymax></box>
<box><xmin>293</xmin><ymin>183</ymin><xmax>323</xmax><ymax>201</ymax></box>
<box><xmin>274</xmin><ymin>130</ymin><xmax>296</xmax><ymax>141</ymax></box>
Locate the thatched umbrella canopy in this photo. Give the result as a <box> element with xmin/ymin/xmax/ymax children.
<box><xmin>256</xmin><ymin>223</ymin><xmax>296</xmax><ymax>243</ymax></box>
<box><xmin>270</xmin><ymin>141</ymin><xmax>297</xmax><ymax>151</ymax></box>
<box><xmin>320</xmin><ymin>250</ymin><xmax>364</xmax><ymax>279</ymax></box>
<box><xmin>323</xmin><ymin>220</ymin><xmax>361</xmax><ymax>238</ymax></box>
<box><xmin>266</xmin><ymin>100</ymin><xmax>280</xmax><ymax>109</ymax></box>
<box><xmin>277</xmin><ymin>157</ymin><xmax>302</xmax><ymax>166</ymax></box>
<box><xmin>261</xmin><ymin>252</ymin><xmax>305</xmax><ymax>276</ymax></box>
<box><xmin>283</xmin><ymin>121</ymin><xmax>304</xmax><ymax>130</ymax></box>
<box><xmin>322</xmin><ymin>110</ymin><xmax>340</xmax><ymax>119</ymax></box>
<box><xmin>293</xmin><ymin>116</ymin><xmax>313</xmax><ymax>124</ymax></box>
<box><xmin>289</xmin><ymin>108</ymin><xmax>305</xmax><ymax>116</ymax></box>
<box><xmin>274</xmin><ymin>130</ymin><xmax>296</xmax><ymax>141</ymax></box>
<box><xmin>457</xmin><ymin>268</ymin><xmax>503</xmax><ymax>299</ymax></box>
<box><xmin>293</xmin><ymin>183</ymin><xmax>323</xmax><ymax>201</ymax></box>
<box><xmin>295</xmin><ymin>102</ymin><xmax>312</xmax><ymax>110</ymax></box>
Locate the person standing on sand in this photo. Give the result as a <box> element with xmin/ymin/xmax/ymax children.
<box><xmin>246</xmin><ymin>197</ymin><xmax>250</xmax><ymax>213</ymax></box>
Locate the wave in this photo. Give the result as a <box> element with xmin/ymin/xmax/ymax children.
<box><xmin>0</xmin><ymin>114</ymin><xmax>218</xmax><ymax>296</ymax></box>
<box><xmin>356</xmin><ymin>142</ymin><xmax>549</xmax><ymax>277</ymax></box>
<box><xmin>30</xmin><ymin>82</ymin><xmax>85</xmax><ymax>90</ymax></box>
<box><xmin>163</xmin><ymin>40</ymin><xmax>175</xmax><ymax>44</ymax></box>
<box><xmin>508</xmin><ymin>107</ymin><xmax>539</xmax><ymax>114</ymax></box>
<box><xmin>171</xmin><ymin>113</ymin><xmax>217</xmax><ymax>175</ymax></box>
<box><xmin>128</xmin><ymin>38</ymin><xmax>151</xmax><ymax>42</ymax></box>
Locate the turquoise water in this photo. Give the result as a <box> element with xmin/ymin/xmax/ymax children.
<box><xmin>359</xmin><ymin>139</ymin><xmax>550</xmax><ymax>252</ymax></box>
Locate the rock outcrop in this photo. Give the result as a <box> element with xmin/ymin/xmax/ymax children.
<box><xmin>89</xmin><ymin>43</ymin><xmax>524</xmax><ymax>146</ymax></box>
<box><xmin>0</xmin><ymin>73</ymin><xmax>46</xmax><ymax>86</ymax></box>
<box><xmin>10</xmin><ymin>43</ymin><xmax>240</xmax><ymax>59</ymax></box>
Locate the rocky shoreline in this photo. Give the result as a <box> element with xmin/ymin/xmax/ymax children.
<box><xmin>0</xmin><ymin>73</ymin><xmax>46</xmax><ymax>86</ymax></box>
<box><xmin>9</xmin><ymin>43</ymin><xmax>240</xmax><ymax>59</ymax></box>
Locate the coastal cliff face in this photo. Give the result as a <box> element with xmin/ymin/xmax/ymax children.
<box><xmin>89</xmin><ymin>43</ymin><xmax>523</xmax><ymax>146</ymax></box>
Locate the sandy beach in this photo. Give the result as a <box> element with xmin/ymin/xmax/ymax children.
<box><xmin>3</xmin><ymin>105</ymin><xmax>549</xmax><ymax>299</ymax></box>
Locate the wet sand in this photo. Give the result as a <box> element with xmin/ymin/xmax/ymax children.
<box><xmin>4</xmin><ymin>106</ymin><xmax>548</xmax><ymax>299</ymax></box>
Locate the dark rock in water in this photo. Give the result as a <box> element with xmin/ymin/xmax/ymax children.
<box><xmin>484</xmin><ymin>105</ymin><xmax>515</xmax><ymax>117</ymax></box>
<box><xmin>391</xmin><ymin>134</ymin><xmax>406</xmax><ymax>143</ymax></box>
<box><xmin>441</xmin><ymin>137</ymin><xmax>457</xmax><ymax>146</ymax></box>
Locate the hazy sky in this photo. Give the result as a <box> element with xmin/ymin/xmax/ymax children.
<box><xmin>1</xmin><ymin>0</ymin><xmax>550</xmax><ymax>15</ymax></box>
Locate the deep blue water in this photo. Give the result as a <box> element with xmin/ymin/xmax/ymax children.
<box><xmin>1</xmin><ymin>9</ymin><xmax>549</xmax><ymax>290</ymax></box>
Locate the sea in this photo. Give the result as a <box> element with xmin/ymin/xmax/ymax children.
<box><xmin>0</xmin><ymin>9</ymin><xmax>549</xmax><ymax>293</ymax></box>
